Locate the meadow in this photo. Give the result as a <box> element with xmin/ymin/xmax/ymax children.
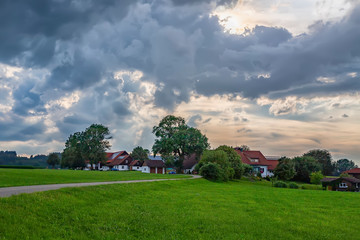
<box><xmin>0</xmin><ymin>178</ymin><xmax>359</xmax><ymax>239</ymax></box>
<box><xmin>0</xmin><ymin>169</ymin><xmax>190</xmax><ymax>187</ymax></box>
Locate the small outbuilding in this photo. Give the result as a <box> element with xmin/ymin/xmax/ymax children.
<box><xmin>142</xmin><ymin>160</ymin><xmax>165</xmax><ymax>174</ymax></box>
<box><xmin>321</xmin><ymin>177</ymin><xmax>360</xmax><ymax>192</ymax></box>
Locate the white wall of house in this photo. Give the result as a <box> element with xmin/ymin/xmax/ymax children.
<box><xmin>184</xmin><ymin>164</ymin><xmax>197</xmax><ymax>174</ymax></box>
<box><xmin>113</xmin><ymin>165</ymin><xmax>129</xmax><ymax>171</ymax></box>
<box><xmin>252</xmin><ymin>165</ymin><xmax>270</xmax><ymax>178</ymax></box>
<box><xmin>132</xmin><ymin>166</ymin><xmax>142</xmax><ymax>171</ymax></box>
<box><xmin>101</xmin><ymin>166</ymin><xmax>110</xmax><ymax>171</ymax></box>
<box><xmin>142</xmin><ymin>166</ymin><xmax>150</xmax><ymax>173</ymax></box>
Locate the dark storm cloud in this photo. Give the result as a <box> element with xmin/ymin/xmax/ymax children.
<box><xmin>0</xmin><ymin>116</ymin><xmax>46</xmax><ymax>141</ymax></box>
<box><xmin>1</xmin><ymin>0</ymin><xmax>360</xmax><ymax>151</ymax></box>
<box><xmin>0</xmin><ymin>0</ymin><xmax>133</xmax><ymax>66</ymax></box>
<box><xmin>171</xmin><ymin>0</ymin><xmax>236</xmax><ymax>6</ymax></box>
<box><xmin>12</xmin><ymin>82</ymin><xmax>45</xmax><ymax>116</ymax></box>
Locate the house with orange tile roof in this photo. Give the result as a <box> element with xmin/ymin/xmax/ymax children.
<box><xmin>234</xmin><ymin>148</ymin><xmax>278</xmax><ymax>177</ymax></box>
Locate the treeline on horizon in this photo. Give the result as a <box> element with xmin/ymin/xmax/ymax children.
<box><xmin>0</xmin><ymin>151</ymin><xmax>57</xmax><ymax>167</ymax></box>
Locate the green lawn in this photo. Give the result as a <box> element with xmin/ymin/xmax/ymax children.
<box><xmin>0</xmin><ymin>169</ymin><xmax>190</xmax><ymax>187</ymax></box>
<box><xmin>0</xmin><ymin>179</ymin><xmax>359</xmax><ymax>239</ymax></box>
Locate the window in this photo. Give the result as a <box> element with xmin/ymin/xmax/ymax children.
<box><xmin>250</xmin><ymin>158</ymin><xmax>259</xmax><ymax>163</ymax></box>
<box><xmin>339</xmin><ymin>182</ymin><xmax>348</xmax><ymax>188</ymax></box>
<box><xmin>125</xmin><ymin>160</ymin><xmax>128</xmax><ymax>164</ymax></box>
<box><xmin>137</xmin><ymin>167</ymin><xmax>139</xmax><ymax>169</ymax></box>
<box><xmin>122</xmin><ymin>166</ymin><xmax>124</xmax><ymax>169</ymax></box>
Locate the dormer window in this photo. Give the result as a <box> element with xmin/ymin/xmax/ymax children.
<box><xmin>250</xmin><ymin>158</ymin><xmax>259</xmax><ymax>163</ymax></box>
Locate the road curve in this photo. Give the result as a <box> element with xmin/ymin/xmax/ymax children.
<box><xmin>0</xmin><ymin>175</ymin><xmax>202</xmax><ymax>198</ymax></box>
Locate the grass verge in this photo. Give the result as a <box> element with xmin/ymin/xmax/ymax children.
<box><xmin>0</xmin><ymin>169</ymin><xmax>190</xmax><ymax>187</ymax></box>
<box><xmin>0</xmin><ymin>179</ymin><xmax>359</xmax><ymax>239</ymax></box>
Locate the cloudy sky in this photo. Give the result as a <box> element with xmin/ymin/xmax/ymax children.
<box><xmin>1</xmin><ymin>0</ymin><xmax>359</xmax><ymax>163</ymax></box>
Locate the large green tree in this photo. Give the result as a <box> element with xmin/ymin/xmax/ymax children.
<box><xmin>216</xmin><ymin>145</ymin><xmax>244</xmax><ymax>179</ymax></box>
<box><xmin>131</xmin><ymin>146</ymin><xmax>150</xmax><ymax>161</ymax></box>
<box><xmin>61</xmin><ymin>132</ymin><xmax>85</xmax><ymax>169</ymax></box>
<box><xmin>274</xmin><ymin>157</ymin><xmax>295</xmax><ymax>181</ymax></box>
<box><xmin>47</xmin><ymin>152</ymin><xmax>60</xmax><ymax>169</ymax></box>
<box><xmin>81</xmin><ymin>124</ymin><xmax>111</xmax><ymax>169</ymax></box>
<box><xmin>334</xmin><ymin>159</ymin><xmax>358</xmax><ymax>175</ymax></box>
<box><xmin>61</xmin><ymin>124</ymin><xmax>111</xmax><ymax>169</ymax></box>
<box><xmin>293</xmin><ymin>156</ymin><xmax>321</xmax><ymax>183</ymax></box>
<box><xmin>303</xmin><ymin>149</ymin><xmax>334</xmax><ymax>176</ymax></box>
<box><xmin>152</xmin><ymin>115</ymin><xmax>209</xmax><ymax>172</ymax></box>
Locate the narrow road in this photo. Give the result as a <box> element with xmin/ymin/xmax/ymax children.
<box><xmin>0</xmin><ymin>175</ymin><xmax>202</xmax><ymax>198</ymax></box>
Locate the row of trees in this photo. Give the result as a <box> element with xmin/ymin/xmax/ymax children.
<box><xmin>274</xmin><ymin>149</ymin><xmax>358</xmax><ymax>183</ymax></box>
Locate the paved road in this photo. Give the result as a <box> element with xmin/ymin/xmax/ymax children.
<box><xmin>0</xmin><ymin>175</ymin><xmax>201</xmax><ymax>198</ymax></box>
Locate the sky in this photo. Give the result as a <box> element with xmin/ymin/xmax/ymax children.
<box><xmin>0</xmin><ymin>0</ymin><xmax>359</xmax><ymax>163</ymax></box>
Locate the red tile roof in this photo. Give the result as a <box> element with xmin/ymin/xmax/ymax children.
<box><xmin>235</xmin><ymin>150</ymin><xmax>269</xmax><ymax>166</ymax></box>
<box><xmin>343</xmin><ymin>168</ymin><xmax>360</xmax><ymax>174</ymax></box>
<box><xmin>129</xmin><ymin>160</ymin><xmax>143</xmax><ymax>167</ymax></box>
<box><xmin>266</xmin><ymin>159</ymin><xmax>279</xmax><ymax>171</ymax></box>
<box><xmin>107</xmin><ymin>153</ymin><xmax>133</xmax><ymax>167</ymax></box>
<box><xmin>234</xmin><ymin>149</ymin><xmax>279</xmax><ymax>170</ymax></box>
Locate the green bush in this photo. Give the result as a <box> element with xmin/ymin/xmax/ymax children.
<box><xmin>274</xmin><ymin>181</ymin><xmax>288</xmax><ymax>188</ymax></box>
<box><xmin>288</xmin><ymin>182</ymin><xmax>299</xmax><ymax>189</ymax></box>
<box><xmin>310</xmin><ymin>171</ymin><xmax>324</xmax><ymax>184</ymax></box>
<box><xmin>199</xmin><ymin>163</ymin><xmax>223</xmax><ymax>181</ymax></box>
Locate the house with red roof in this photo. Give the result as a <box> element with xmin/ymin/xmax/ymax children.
<box><xmin>343</xmin><ymin>168</ymin><xmax>360</xmax><ymax>179</ymax></box>
<box><xmin>129</xmin><ymin>160</ymin><xmax>143</xmax><ymax>171</ymax></box>
<box><xmin>106</xmin><ymin>151</ymin><xmax>133</xmax><ymax>171</ymax></box>
<box><xmin>234</xmin><ymin>148</ymin><xmax>278</xmax><ymax>177</ymax></box>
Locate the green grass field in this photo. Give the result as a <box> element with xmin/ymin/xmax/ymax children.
<box><xmin>0</xmin><ymin>179</ymin><xmax>359</xmax><ymax>239</ymax></box>
<box><xmin>0</xmin><ymin>169</ymin><xmax>190</xmax><ymax>187</ymax></box>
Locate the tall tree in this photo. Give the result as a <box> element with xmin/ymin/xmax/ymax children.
<box><xmin>81</xmin><ymin>124</ymin><xmax>111</xmax><ymax>169</ymax></box>
<box><xmin>304</xmin><ymin>149</ymin><xmax>334</xmax><ymax>176</ymax></box>
<box><xmin>152</xmin><ymin>115</ymin><xmax>209</xmax><ymax>172</ymax></box>
<box><xmin>61</xmin><ymin>124</ymin><xmax>111</xmax><ymax>169</ymax></box>
<box><xmin>293</xmin><ymin>156</ymin><xmax>321</xmax><ymax>183</ymax></box>
<box><xmin>47</xmin><ymin>152</ymin><xmax>60</xmax><ymax>169</ymax></box>
<box><xmin>131</xmin><ymin>146</ymin><xmax>150</xmax><ymax>161</ymax></box>
<box><xmin>274</xmin><ymin>157</ymin><xmax>295</xmax><ymax>181</ymax></box>
<box><xmin>334</xmin><ymin>159</ymin><xmax>358</xmax><ymax>175</ymax></box>
<box><xmin>61</xmin><ymin>132</ymin><xmax>85</xmax><ymax>169</ymax></box>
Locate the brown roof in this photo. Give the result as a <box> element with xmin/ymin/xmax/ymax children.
<box><xmin>107</xmin><ymin>154</ymin><xmax>133</xmax><ymax>167</ymax></box>
<box><xmin>321</xmin><ymin>177</ymin><xmax>360</xmax><ymax>183</ymax></box>
<box><xmin>183</xmin><ymin>153</ymin><xmax>198</xmax><ymax>169</ymax></box>
<box><xmin>143</xmin><ymin>160</ymin><xmax>165</xmax><ymax>168</ymax></box>
<box><xmin>129</xmin><ymin>160</ymin><xmax>143</xmax><ymax>167</ymax></box>
<box><xmin>343</xmin><ymin>168</ymin><xmax>360</xmax><ymax>174</ymax></box>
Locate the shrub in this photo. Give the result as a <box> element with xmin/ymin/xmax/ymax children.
<box><xmin>243</xmin><ymin>164</ymin><xmax>252</xmax><ymax>176</ymax></box>
<box><xmin>274</xmin><ymin>181</ymin><xmax>288</xmax><ymax>188</ymax></box>
<box><xmin>310</xmin><ymin>171</ymin><xmax>324</xmax><ymax>184</ymax></box>
<box><xmin>288</xmin><ymin>182</ymin><xmax>299</xmax><ymax>189</ymax></box>
<box><xmin>199</xmin><ymin>163</ymin><xmax>223</xmax><ymax>181</ymax></box>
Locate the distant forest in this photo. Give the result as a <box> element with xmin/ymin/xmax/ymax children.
<box><xmin>0</xmin><ymin>151</ymin><xmax>56</xmax><ymax>167</ymax></box>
